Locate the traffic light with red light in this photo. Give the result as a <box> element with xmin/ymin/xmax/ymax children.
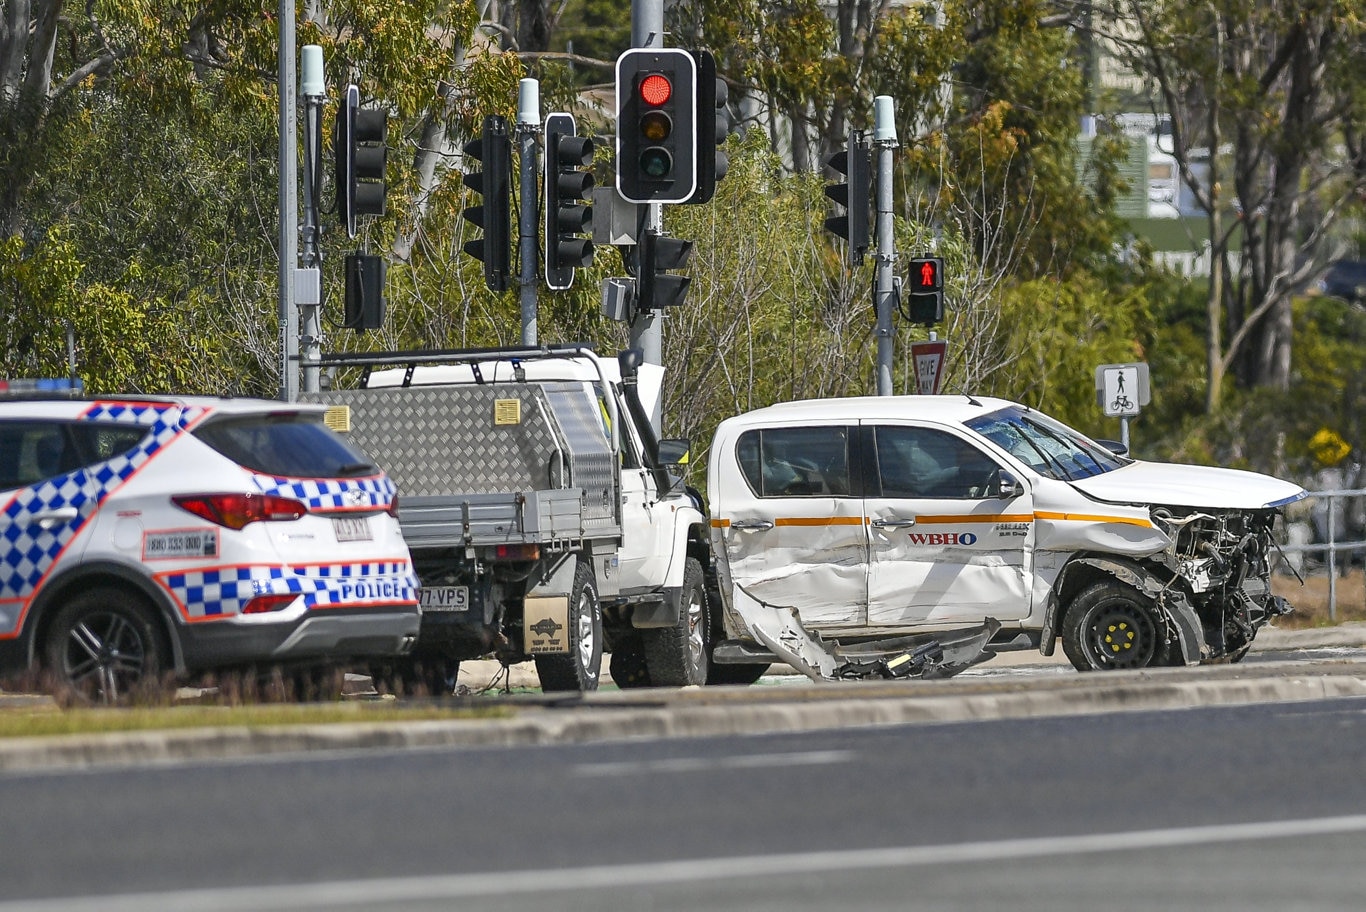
<box><xmin>907</xmin><ymin>255</ymin><xmax>944</xmax><ymax>325</ymax></box>
<box><xmin>616</xmin><ymin>48</ymin><xmax>697</xmax><ymax>204</ymax></box>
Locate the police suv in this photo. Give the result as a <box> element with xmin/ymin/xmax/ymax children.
<box><xmin>0</xmin><ymin>381</ymin><xmax>420</xmax><ymax>700</ymax></box>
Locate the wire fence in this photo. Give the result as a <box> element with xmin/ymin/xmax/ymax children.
<box><xmin>1276</xmin><ymin>486</ymin><xmax>1366</xmax><ymax>621</ymax></box>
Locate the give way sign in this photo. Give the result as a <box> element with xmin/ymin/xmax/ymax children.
<box><xmin>910</xmin><ymin>340</ymin><xmax>948</xmax><ymax>395</ymax></box>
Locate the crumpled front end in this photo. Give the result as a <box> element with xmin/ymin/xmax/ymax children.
<box><xmin>1149</xmin><ymin>505</ymin><xmax>1293</xmax><ymax>661</ymax></box>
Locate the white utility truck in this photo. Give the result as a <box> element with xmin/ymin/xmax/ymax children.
<box><xmin>305</xmin><ymin>346</ymin><xmax>711</xmax><ymax>692</ymax></box>
<box><xmin>706</xmin><ymin>394</ymin><xmax>1306</xmax><ymax>680</ymax></box>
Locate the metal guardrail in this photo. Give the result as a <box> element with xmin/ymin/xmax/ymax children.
<box><xmin>1276</xmin><ymin>486</ymin><xmax>1366</xmax><ymax>621</ymax></box>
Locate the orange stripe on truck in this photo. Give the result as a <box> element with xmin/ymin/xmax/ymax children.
<box><xmin>1034</xmin><ymin>510</ymin><xmax>1152</xmax><ymax>528</ymax></box>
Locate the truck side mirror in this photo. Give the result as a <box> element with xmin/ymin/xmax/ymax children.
<box><xmin>657</xmin><ymin>438</ymin><xmax>690</xmax><ymax>466</ymax></box>
<box><xmin>994</xmin><ymin>469</ymin><xmax>1023</xmax><ymax>499</ymax></box>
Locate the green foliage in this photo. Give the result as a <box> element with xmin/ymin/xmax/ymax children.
<box><xmin>5</xmin><ymin>0</ymin><xmax>1363</xmax><ymax>494</ymax></box>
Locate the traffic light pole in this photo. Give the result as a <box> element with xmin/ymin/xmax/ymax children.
<box><xmin>873</xmin><ymin>95</ymin><xmax>899</xmax><ymax>397</ymax></box>
<box><xmin>276</xmin><ymin>0</ymin><xmax>299</xmax><ymax>402</ymax></box>
<box><xmin>517</xmin><ymin>79</ymin><xmax>541</xmax><ymax>345</ymax></box>
<box><xmin>629</xmin><ymin>0</ymin><xmax>664</xmax><ymax>427</ymax></box>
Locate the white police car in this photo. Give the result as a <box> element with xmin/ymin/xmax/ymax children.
<box><xmin>0</xmin><ymin>382</ymin><xmax>420</xmax><ymax>700</ymax></box>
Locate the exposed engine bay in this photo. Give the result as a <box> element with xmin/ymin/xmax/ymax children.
<box><xmin>1150</xmin><ymin>505</ymin><xmax>1292</xmax><ymax>661</ymax></box>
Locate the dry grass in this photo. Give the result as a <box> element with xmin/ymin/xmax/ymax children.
<box><xmin>1273</xmin><ymin>567</ymin><xmax>1366</xmax><ymax>628</ymax></box>
<box><xmin>0</xmin><ymin>700</ymin><xmax>508</xmax><ymax>739</ymax></box>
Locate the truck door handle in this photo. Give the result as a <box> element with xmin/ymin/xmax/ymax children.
<box><xmin>33</xmin><ymin>508</ymin><xmax>78</xmax><ymax>530</ymax></box>
<box><xmin>731</xmin><ymin>519</ymin><xmax>775</xmax><ymax>531</ymax></box>
<box><xmin>871</xmin><ymin>518</ymin><xmax>916</xmax><ymax>529</ymax></box>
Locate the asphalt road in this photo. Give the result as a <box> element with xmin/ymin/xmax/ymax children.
<box><xmin>3</xmin><ymin>693</ymin><xmax>1366</xmax><ymax>910</ymax></box>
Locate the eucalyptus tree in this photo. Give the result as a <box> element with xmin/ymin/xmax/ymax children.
<box><xmin>1099</xmin><ymin>0</ymin><xmax>1366</xmax><ymax>409</ymax></box>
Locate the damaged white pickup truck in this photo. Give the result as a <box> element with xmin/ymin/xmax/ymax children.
<box><xmin>706</xmin><ymin>395</ymin><xmax>1305</xmax><ymax>681</ymax></box>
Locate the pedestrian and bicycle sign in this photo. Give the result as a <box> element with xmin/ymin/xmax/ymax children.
<box><xmin>1095</xmin><ymin>362</ymin><xmax>1150</xmax><ymax>418</ymax></box>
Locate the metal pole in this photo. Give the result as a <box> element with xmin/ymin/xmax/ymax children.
<box><xmin>518</xmin><ymin>79</ymin><xmax>541</xmax><ymax>346</ymax></box>
<box><xmin>629</xmin><ymin>0</ymin><xmax>665</xmax><ymax>430</ymax></box>
<box><xmin>277</xmin><ymin>0</ymin><xmax>299</xmax><ymax>401</ymax></box>
<box><xmin>1328</xmin><ymin>497</ymin><xmax>1338</xmax><ymax>619</ymax></box>
<box><xmin>299</xmin><ymin>45</ymin><xmax>325</xmax><ymax>394</ymax></box>
<box><xmin>873</xmin><ymin>96</ymin><xmax>898</xmax><ymax>396</ymax></box>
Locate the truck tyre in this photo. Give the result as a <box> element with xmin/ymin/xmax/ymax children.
<box><xmin>44</xmin><ymin>588</ymin><xmax>164</xmax><ymax>704</ymax></box>
<box><xmin>609</xmin><ymin>639</ymin><xmax>651</xmax><ymax>688</ymax></box>
<box><xmin>642</xmin><ymin>557</ymin><xmax>709</xmax><ymax>687</ymax></box>
<box><xmin>1061</xmin><ymin>581</ymin><xmax>1171</xmax><ymax>672</ymax></box>
<box><xmin>535</xmin><ymin>561</ymin><xmax>602</xmax><ymax>692</ymax></box>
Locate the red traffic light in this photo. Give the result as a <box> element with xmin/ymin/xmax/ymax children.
<box><xmin>639</xmin><ymin>73</ymin><xmax>673</xmax><ymax>107</ymax></box>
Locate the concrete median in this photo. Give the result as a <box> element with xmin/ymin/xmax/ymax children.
<box><xmin>2</xmin><ymin>624</ymin><xmax>1365</xmax><ymax>773</ymax></box>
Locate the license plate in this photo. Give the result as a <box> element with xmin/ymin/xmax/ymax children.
<box><xmin>332</xmin><ymin>516</ymin><xmax>372</xmax><ymax>542</ymax></box>
<box><xmin>419</xmin><ymin>586</ymin><xmax>470</xmax><ymax>612</ymax></box>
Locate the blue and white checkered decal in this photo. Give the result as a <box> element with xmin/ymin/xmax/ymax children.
<box><xmin>0</xmin><ymin>401</ymin><xmax>204</xmax><ymax>637</ymax></box>
<box><xmin>159</xmin><ymin>560</ymin><xmax>418</xmax><ymax>618</ymax></box>
<box><xmin>252</xmin><ymin>474</ymin><xmax>397</xmax><ymax>511</ymax></box>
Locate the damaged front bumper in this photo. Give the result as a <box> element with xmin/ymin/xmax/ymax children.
<box><xmin>716</xmin><ymin>587</ymin><xmax>1002</xmax><ymax>681</ymax></box>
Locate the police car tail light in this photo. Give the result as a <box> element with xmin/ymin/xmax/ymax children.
<box><xmin>242</xmin><ymin>594</ymin><xmax>297</xmax><ymax>614</ymax></box>
<box><xmin>387</xmin><ymin>494</ymin><xmax>400</xmax><ymax>518</ymax></box>
<box><xmin>172</xmin><ymin>493</ymin><xmax>308</xmax><ymax>530</ymax></box>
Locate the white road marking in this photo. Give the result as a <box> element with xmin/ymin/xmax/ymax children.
<box><xmin>572</xmin><ymin>748</ymin><xmax>855</xmax><ymax>776</ymax></box>
<box><xmin>4</xmin><ymin>813</ymin><xmax>1366</xmax><ymax>911</ymax></box>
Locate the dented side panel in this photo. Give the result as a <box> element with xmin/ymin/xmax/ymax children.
<box><xmin>866</xmin><ymin>499</ymin><xmax>1035</xmax><ymax>625</ymax></box>
<box><xmin>718</xmin><ymin>500</ymin><xmax>868</xmax><ymax>629</ymax></box>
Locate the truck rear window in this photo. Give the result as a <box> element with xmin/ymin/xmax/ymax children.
<box><xmin>194</xmin><ymin>414</ymin><xmax>378</xmax><ymax>479</ymax></box>
<box><xmin>736</xmin><ymin>427</ymin><xmax>851</xmax><ymax>497</ymax></box>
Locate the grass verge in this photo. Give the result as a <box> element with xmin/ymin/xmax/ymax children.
<box><xmin>0</xmin><ymin>700</ymin><xmax>511</xmax><ymax>740</ymax></box>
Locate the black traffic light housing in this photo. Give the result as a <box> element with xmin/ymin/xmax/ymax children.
<box><xmin>342</xmin><ymin>253</ymin><xmax>386</xmax><ymax>331</ymax></box>
<box><xmin>544</xmin><ymin>112</ymin><xmax>595</xmax><ymax>291</ymax></box>
<box><xmin>616</xmin><ymin>48</ymin><xmax>697</xmax><ymax>204</ymax></box>
<box><xmin>637</xmin><ymin>230</ymin><xmax>692</xmax><ymax>311</ymax></box>
<box><xmin>907</xmin><ymin>256</ymin><xmax>945</xmax><ymax>325</ymax></box>
<box><xmin>688</xmin><ymin>49</ymin><xmax>729</xmax><ymax>205</ymax></box>
<box><xmin>823</xmin><ymin>130</ymin><xmax>871</xmax><ymax>265</ymax></box>
<box><xmin>334</xmin><ymin>84</ymin><xmax>388</xmax><ymax>238</ymax></box>
<box><xmin>462</xmin><ymin>115</ymin><xmax>512</xmax><ymax>293</ymax></box>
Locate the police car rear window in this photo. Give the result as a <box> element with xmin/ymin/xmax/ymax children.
<box><xmin>194</xmin><ymin>414</ymin><xmax>378</xmax><ymax>479</ymax></box>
